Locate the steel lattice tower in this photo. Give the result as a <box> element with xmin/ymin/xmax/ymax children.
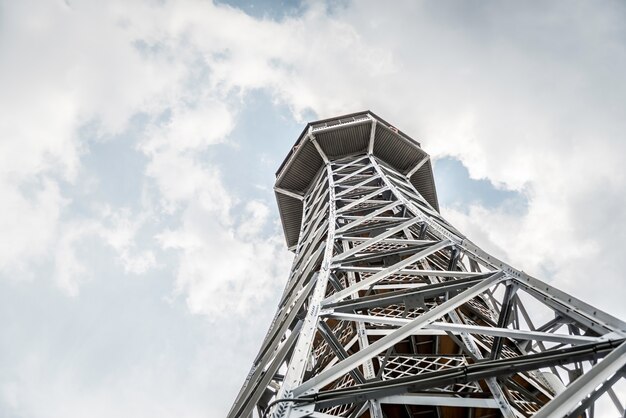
<box><xmin>229</xmin><ymin>112</ymin><xmax>626</xmax><ymax>418</ymax></box>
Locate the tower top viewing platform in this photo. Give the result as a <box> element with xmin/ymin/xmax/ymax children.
<box><xmin>274</xmin><ymin>111</ymin><xmax>439</xmax><ymax>249</ymax></box>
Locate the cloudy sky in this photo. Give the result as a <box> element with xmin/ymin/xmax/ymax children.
<box><xmin>1</xmin><ymin>1</ymin><xmax>626</xmax><ymax>416</ymax></box>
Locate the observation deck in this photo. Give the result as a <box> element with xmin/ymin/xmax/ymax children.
<box><xmin>274</xmin><ymin>111</ymin><xmax>439</xmax><ymax>249</ymax></box>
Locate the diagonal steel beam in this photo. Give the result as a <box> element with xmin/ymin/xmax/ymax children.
<box><xmin>490</xmin><ymin>282</ymin><xmax>518</xmax><ymax>360</ymax></box>
<box><xmin>293</xmin><ymin>271</ymin><xmax>505</xmax><ymax>396</ymax></box>
<box><xmin>324</xmin><ymin>313</ymin><xmax>601</xmax><ymax>345</ymax></box>
<box><xmin>533</xmin><ymin>340</ymin><xmax>626</xmax><ymax>418</ymax></box>
<box><xmin>335</xmin><ymin>201</ymin><xmax>400</xmax><ymax>234</ymax></box>
<box><xmin>304</xmin><ymin>339</ymin><xmax>624</xmax><ymax>411</ymax></box>
<box><xmin>564</xmin><ymin>367</ymin><xmax>625</xmax><ymax>418</ymax></box>
<box><xmin>335</xmin><ymin>175</ymin><xmax>380</xmax><ymax>198</ymax></box>
<box><xmin>317</xmin><ymin>321</ymin><xmax>366</xmax><ymax>384</ymax></box>
<box><xmin>332</xmin><ymin>217</ymin><xmax>421</xmax><ymax>263</ymax></box>
<box><xmin>323</xmin><ymin>240</ymin><xmax>452</xmax><ymax>305</ymax></box>
<box><xmin>335</xmin><ymin>163</ymin><xmax>373</xmax><ymax>185</ymax></box>
<box><xmin>228</xmin><ymin>320</ymin><xmax>303</xmax><ymax>418</ymax></box>
<box><xmin>326</xmin><ymin>275</ymin><xmax>487</xmax><ymax>312</ymax></box>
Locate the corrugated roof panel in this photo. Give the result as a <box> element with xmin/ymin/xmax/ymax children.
<box><xmin>278</xmin><ymin>139</ymin><xmax>323</xmax><ymax>193</ymax></box>
<box><xmin>410</xmin><ymin>159</ymin><xmax>440</xmax><ymax>212</ymax></box>
<box><xmin>316</xmin><ymin>122</ymin><xmax>371</xmax><ymax>158</ymax></box>
<box><xmin>275</xmin><ymin>191</ymin><xmax>304</xmax><ymax>249</ymax></box>
<box><xmin>373</xmin><ymin>125</ymin><xmax>424</xmax><ymax>173</ymax></box>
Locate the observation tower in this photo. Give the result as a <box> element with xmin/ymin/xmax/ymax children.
<box><xmin>229</xmin><ymin>112</ymin><xmax>626</xmax><ymax>418</ymax></box>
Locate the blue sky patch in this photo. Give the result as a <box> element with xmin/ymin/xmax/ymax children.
<box><xmin>434</xmin><ymin>156</ymin><xmax>528</xmax><ymax>214</ymax></box>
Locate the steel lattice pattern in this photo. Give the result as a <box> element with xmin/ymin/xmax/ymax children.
<box><xmin>378</xmin><ymin>355</ymin><xmax>481</xmax><ymax>393</ymax></box>
<box><xmin>311</xmin><ymin>321</ymin><xmax>356</xmax><ymax>374</ymax></box>
<box><xmin>228</xmin><ymin>112</ymin><xmax>626</xmax><ymax>418</ymax></box>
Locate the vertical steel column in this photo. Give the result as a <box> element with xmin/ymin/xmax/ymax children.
<box><xmin>273</xmin><ymin>164</ymin><xmax>337</xmax><ymax>417</ymax></box>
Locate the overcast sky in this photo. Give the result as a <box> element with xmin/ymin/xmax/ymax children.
<box><xmin>1</xmin><ymin>1</ymin><xmax>626</xmax><ymax>417</ymax></box>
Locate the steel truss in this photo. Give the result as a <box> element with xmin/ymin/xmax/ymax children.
<box><xmin>229</xmin><ymin>113</ymin><xmax>626</xmax><ymax>418</ymax></box>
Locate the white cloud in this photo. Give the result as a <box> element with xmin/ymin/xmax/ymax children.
<box><xmin>1</xmin><ymin>0</ymin><xmax>296</xmax><ymax>310</ymax></box>
<box><xmin>2</xmin><ymin>1</ymin><xmax>626</xmax><ymax>416</ymax></box>
<box><xmin>52</xmin><ymin>208</ymin><xmax>157</xmax><ymax>296</ymax></box>
<box><xmin>193</xmin><ymin>0</ymin><xmax>626</xmax><ymax>319</ymax></box>
<box><xmin>1</xmin><ymin>334</ymin><xmax>216</xmax><ymax>418</ymax></box>
<box><xmin>4</xmin><ymin>0</ymin><xmax>622</xmax><ymax>316</ymax></box>
<box><xmin>0</xmin><ymin>0</ymin><xmax>186</xmax><ymax>177</ymax></box>
<box><xmin>158</xmin><ymin>199</ymin><xmax>291</xmax><ymax>317</ymax></box>
<box><xmin>0</xmin><ymin>0</ymin><xmax>185</xmax><ymax>287</ymax></box>
<box><xmin>140</xmin><ymin>100</ymin><xmax>234</xmax><ymax>155</ymax></box>
<box><xmin>97</xmin><ymin>208</ymin><xmax>158</xmax><ymax>275</ymax></box>
<box><xmin>0</xmin><ymin>180</ymin><xmax>65</xmax><ymax>279</ymax></box>
<box><xmin>53</xmin><ymin>221</ymin><xmax>92</xmax><ymax>297</ymax></box>
<box><xmin>144</xmin><ymin>150</ymin><xmax>232</xmax><ymax>214</ymax></box>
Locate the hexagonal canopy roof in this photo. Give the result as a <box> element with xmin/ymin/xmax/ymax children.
<box><xmin>274</xmin><ymin>111</ymin><xmax>439</xmax><ymax>250</ymax></box>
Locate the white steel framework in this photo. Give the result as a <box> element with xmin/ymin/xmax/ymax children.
<box><xmin>229</xmin><ymin>112</ymin><xmax>626</xmax><ymax>418</ymax></box>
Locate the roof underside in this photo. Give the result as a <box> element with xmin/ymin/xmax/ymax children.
<box><xmin>275</xmin><ymin>111</ymin><xmax>439</xmax><ymax>249</ymax></box>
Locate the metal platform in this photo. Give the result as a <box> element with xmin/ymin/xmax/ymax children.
<box><xmin>274</xmin><ymin>112</ymin><xmax>438</xmax><ymax>250</ymax></box>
